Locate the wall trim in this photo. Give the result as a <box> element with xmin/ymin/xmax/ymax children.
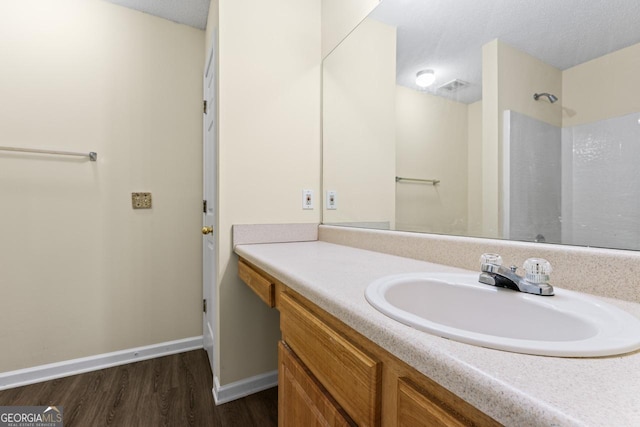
<box><xmin>0</xmin><ymin>336</ymin><xmax>203</xmax><ymax>391</ymax></box>
<box><xmin>213</xmin><ymin>370</ymin><xmax>278</xmax><ymax>405</ymax></box>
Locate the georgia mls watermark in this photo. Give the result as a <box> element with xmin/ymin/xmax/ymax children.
<box><xmin>0</xmin><ymin>406</ymin><xmax>63</xmax><ymax>427</ymax></box>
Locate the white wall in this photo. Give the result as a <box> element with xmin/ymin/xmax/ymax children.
<box><xmin>0</xmin><ymin>0</ymin><xmax>204</xmax><ymax>372</ymax></box>
<box><xmin>395</xmin><ymin>86</ymin><xmax>468</xmax><ymax>235</ymax></box>
<box><xmin>321</xmin><ymin>0</ymin><xmax>379</xmax><ymax>58</ymax></box>
<box><xmin>323</xmin><ymin>18</ymin><xmax>396</xmax><ymax>228</ymax></box>
<box><xmin>214</xmin><ymin>0</ymin><xmax>321</xmax><ymax>385</ymax></box>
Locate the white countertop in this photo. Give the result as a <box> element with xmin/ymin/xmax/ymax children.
<box><xmin>235</xmin><ymin>240</ymin><xmax>640</xmax><ymax>427</ymax></box>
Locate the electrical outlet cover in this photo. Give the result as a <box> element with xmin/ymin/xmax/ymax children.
<box><xmin>326</xmin><ymin>190</ymin><xmax>337</xmax><ymax>210</ymax></box>
<box><xmin>132</xmin><ymin>192</ymin><xmax>152</xmax><ymax>209</ymax></box>
<box><xmin>302</xmin><ymin>189</ymin><xmax>314</xmax><ymax>210</ymax></box>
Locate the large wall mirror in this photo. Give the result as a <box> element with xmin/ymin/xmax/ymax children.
<box><xmin>323</xmin><ymin>0</ymin><xmax>640</xmax><ymax>252</ymax></box>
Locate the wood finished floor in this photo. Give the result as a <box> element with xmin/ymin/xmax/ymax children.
<box><xmin>0</xmin><ymin>350</ymin><xmax>278</xmax><ymax>427</ymax></box>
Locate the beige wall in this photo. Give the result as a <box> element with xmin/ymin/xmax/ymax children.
<box><xmin>215</xmin><ymin>0</ymin><xmax>321</xmax><ymax>385</ymax></box>
<box><xmin>497</xmin><ymin>42</ymin><xmax>563</xmax><ymax>128</ymax></box>
<box><xmin>0</xmin><ymin>0</ymin><xmax>204</xmax><ymax>372</ymax></box>
<box><xmin>481</xmin><ymin>41</ymin><xmax>501</xmax><ymax>238</ymax></box>
<box><xmin>563</xmin><ymin>42</ymin><xmax>640</xmax><ymax>127</ymax></box>
<box><xmin>482</xmin><ymin>39</ymin><xmax>562</xmax><ymax>238</ymax></box>
<box><xmin>395</xmin><ymin>86</ymin><xmax>468</xmax><ymax>235</ymax></box>
<box><xmin>321</xmin><ymin>0</ymin><xmax>379</xmax><ymax>58</ymax></box>
<box><xmin>205</xmin><ymin>0</ymin><xmax>219</xmax><ymax>55</ymax></box>
<box><xmin>467</xmin><ymin>101</ymin><xmax>483</xmax><ymax>236</ymax></box>
<box><xmin>323</xmin><ymin>18</ymin><xmax>396</xmax><ymax>228</ymax></box>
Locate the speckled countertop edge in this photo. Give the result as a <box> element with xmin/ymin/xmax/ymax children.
<box><xmin>235</xmin><ymin>240</ymin><xmax>640</xmax><ymax>427</ymax></box>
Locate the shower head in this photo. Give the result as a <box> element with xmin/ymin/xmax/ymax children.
<box><xmin>533</xmin><ymin>93</ymin><xmax>559</xmax><ymax>103</ymax></box>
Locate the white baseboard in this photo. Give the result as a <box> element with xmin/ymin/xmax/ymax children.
<box><xmin>213</xmin><ymin>370</ymin><xmax>278</xmax><ymax>405</ymax></box>
<box><xmin>0</xmin><ymin>336</ymin><xmax>203</xmax><ymax>390</ymax></box>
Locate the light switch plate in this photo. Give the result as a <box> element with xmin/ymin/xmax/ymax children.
<box><xmin>132</xmin><ymin>192</ymin><xmax>152</xmax><ymax>209</ymax></box>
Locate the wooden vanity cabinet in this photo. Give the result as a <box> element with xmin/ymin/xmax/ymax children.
<box><xmin>238</xmin><ymin>258</ymin><xmax>501</xmax><ymax>427</ymax></box>
<box><xmin>279</xmin><ymin>341</ymin><xmax>356</xmax><ymax>426</ymax></box>
<box><xmin>238</xmin><ymin>259</ymin><xmax>275</xmax><ymax>307</ymax></box>
<box><xmin>397</xmin><ymin>377</ymin><xmax>476</xmax><ymax>427</ymax></box>
<box><xmin>280</xmin><ymin>292</ymin><xmax>381</xmax><ymax>426</ymax></box>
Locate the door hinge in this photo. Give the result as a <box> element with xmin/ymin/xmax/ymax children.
<box><xmin>203</xmin><ymin>199</ymin><xmax>207</xmax><ymax>213</ymax></box>
<box><xmin>203</xmin><ymin>299</ymin><xmax>207</xmax><ymax>313</ymax></box>
<box><xmin>203</xmin><ymin>100</ymin><xmax>208</xmax><ymax>114</ymax></box>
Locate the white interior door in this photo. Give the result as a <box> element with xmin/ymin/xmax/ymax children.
<box><xmin>202</xmin><ymin>34</ymin><xmax>217</xmax><ymax>374</ymax></box>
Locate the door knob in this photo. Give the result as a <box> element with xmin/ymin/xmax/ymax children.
<box><xmin>202</xmin><ymin>226</ymin><xmax>214</xmax><ymax>235</ymax></box>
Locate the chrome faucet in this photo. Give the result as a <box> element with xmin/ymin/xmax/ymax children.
<box><xmin>479</xmin><ymin>254</ymin><xmax>554</xmax><ymax>296</ymax></box>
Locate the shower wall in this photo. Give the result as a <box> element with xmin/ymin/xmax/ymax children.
<box><xmin>503</xmin><ymin>111</ymin><xmax>562</xmax><ymax>243</ymax></box>
<box><xmin>505</xmin><ymin>110</ymin><xmax>640</xmax><ymax>251</ymax></box>
<box><xmin>562</xmin><ymin>112</ymin><xmax>640</xmax><ymax>251</ymax></box>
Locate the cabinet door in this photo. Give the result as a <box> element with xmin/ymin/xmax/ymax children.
<box><xmin>280</xmin><ymin>293</ymin><xmax>381</xmax><ymax>426</ymax></box>
<box><xmin>398</xmin><ymin>378</ymin><xmax>475</xmax><ymax>427</ymax></box>
<box><xmin>279</xmin><ymin>341</ymin><xmax>355</xmax><ymax>427</ymax></box>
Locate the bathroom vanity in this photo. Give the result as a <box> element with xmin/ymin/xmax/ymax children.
<box><xmin>239</xmin><ymin>257</ymin><xmax>498</xmax><ymax>426</ymax></box>
<box><xmin>235</xmin><ymin>238</ymin><xmax>640</xmax><ymax>426</ymax></box>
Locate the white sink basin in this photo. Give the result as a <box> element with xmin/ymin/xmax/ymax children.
<box><xmin>365</xmin><ymin>273</ymin><xmax>640</xmax><ymax>357</ymax></box>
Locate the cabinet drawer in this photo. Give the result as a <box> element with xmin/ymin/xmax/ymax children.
<box><xmin>280</xmin><ymin>293</ymin><xmax>381</xmax><ymax>426</ymax></box>
<box><xmin>238</xmin><ymin>260</ymin><xmax>275</xmax><ymax>307</ymax></box>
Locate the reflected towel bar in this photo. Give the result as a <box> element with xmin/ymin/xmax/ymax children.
<box><xmin>0</xmin><ymin>146</ymin><xmax>97</xmax><ymax>161</ymax></box>
<box><xmin>396</xmin><ymin>176</ymin><xmax>440</xmax><ymax>185</ymax></box>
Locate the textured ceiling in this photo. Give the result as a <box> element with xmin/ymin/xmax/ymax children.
<box><xmin>369</xmin><ymin>0</ymin><xmax>640</xmax><ymax>104</ymax></box>
<box><xmin>105</xmin><ymin>0</ymin><xmax>210</xmax><ymax>30</ymax></box>
<box><xmin>105</xmin><ymin>0</ymin><xmax>640</xmax><ymax>104</ymax></box>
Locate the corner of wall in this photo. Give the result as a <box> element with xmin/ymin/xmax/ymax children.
<box><xmin>215</xmin><ymin>0</ymin><xmax>322</xmax><ymax>388</ymax></box>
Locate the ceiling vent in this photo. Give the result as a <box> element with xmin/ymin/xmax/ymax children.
<box><xmin>438</xmin><ymin>79</ymin><xmax>470</xmax><ymax>92</ymax></box>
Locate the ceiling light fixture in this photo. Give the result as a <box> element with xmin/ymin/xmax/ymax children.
<box><xmin>416</xmin><ymin>69</ymin><xmax>436</xmax><ymax>88</ymax></box>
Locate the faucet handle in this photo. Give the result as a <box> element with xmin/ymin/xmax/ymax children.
<box><xmin>523</xmin><ymin>258</ymin><xmax>552</xmax><ymax>284</ymax></box>
<box><xmin>480</xmin><ymin>253</ymin><xmax>502</xmax><ymax>266</ymax></box>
